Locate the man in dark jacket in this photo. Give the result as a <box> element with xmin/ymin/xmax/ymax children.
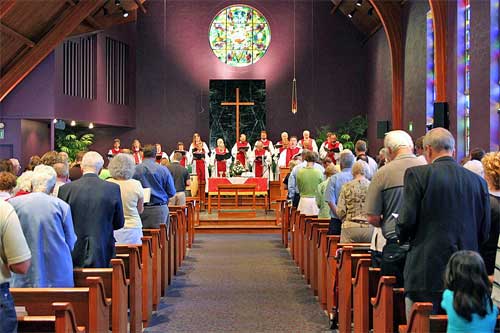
<box><xmin>397</xmin><ymin>127</ymin><xmax>491</xmax><ymax>318</ymax></box>
<box><xmin>58</xmin><ymin>151</ymin><xmax>124</xmax><ymax>268</ymax></box>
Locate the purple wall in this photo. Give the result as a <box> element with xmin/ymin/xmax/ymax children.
<box><xmin>21</xmin><ymin>120</ymin><xmax>51</xmax><ymax>168</ymax></box>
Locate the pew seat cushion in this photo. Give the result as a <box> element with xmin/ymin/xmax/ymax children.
<box><xmin>440</xmin><ymin>289</ymin><xmax>498</xmax><ymax>333</ymax></box>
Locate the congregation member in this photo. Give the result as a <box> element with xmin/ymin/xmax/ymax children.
<box><xmin>170</xmin><ymin>142</ymin><xmax>191</xmax><ymax>168</ymax></box>
<box><xmin>167</xmin><ymin>152</ymin><xmax>191</xmax><ymax>206</ymax></box>
<box><xmin>155</xmin><ymin>143</ymin><xmax>169</xmax><ymax>163</ymax></box>
<box><xmin>211</xmin><ymin>138</ymin><xmax>232</xmax><ymax>177</ymax></box>
<box><xmin>316</xmin><ymin>165</ymin><xmax>336</xmax><ymax>219</ymax></box>
<box><xmin>250</xmin><ymin>140</ymin><xmax>273</xmax><ymax>178</ymax></box>
<box><xmin>69</xmin><ymin>151</ymin><xmax>85</xmax><ymax>181</ymax></box>
<box><xmin>414</xmin><ymin>136</ymin><xmax>427</xmax><ymax>165</ymax></box>
<box><xmin>319</xmin><ymin>132</ymin><xmax>343</xmax><ymax>164</ymax></box>
<box><xmin>397</xmin><ymin>127</ymin><xmax>490</xmax><ymax>317</ymax></box>
<box><xmin>108</xmin><ymin>138</ymin><xmax>122</xmax><ymax>156</ymax></box>
<box><xmin>275</xmin><ymin>131</ymin><xmax>289</xmax><ymax>154</ymax></box>
<box><xmin>483</xmin><ymin>152</ymin><xmax>500</xmax><ymax>275</ymax></box>
<box><xmin>9</xmin><ymin>158</ymin><xmax>20</xmax><ymax>176</ymax></box>
<box><xmin>9</xmin><ymin>165</ymin><xmax>76</xmax><ymax>287</ymax></box>
<box><xmin>325</xmin><ymin>150</ymin><xmax>355</xmax><ymax>235</ymax></box>
<box><xmin>336</xmin><ymin>160</ymin><xmax>373</xmax><ymax>243</ymax></box>
<box><xmin>464</xmin><ymin>147</ymin><xmax>487</xmax><ymax>178</ymax></box>
<box><xmin>52</xmin><ymin>157</ymin><xmax>70</xmax><ymax>197</ymax></box>
<box><xmin>0</xmin><ymin>200</ymin><xmax>31</xmax><ymax>333</ymax></box>
<box><xmin>376</xmin><ymin>147</ymin><xmax>388</xmax><ymax>168</ymax></box>
<box><xmin>278</xmin><ymin>136</ymin><xmax>301</xmax><ymax>168</ymax></box>
<box><xmin>0</xmin><ymin>159</ymin><xmax>14</xmax><ymax>174</ymax></box>
<box><xmin>254</xmin><ymin>130</ymin><xmax>274</xmax><ymax>155</ymax></box>
<box><xmin>232</xmin><ymin>133</ymin><xmax>252</xmax><ymax>167</ymax></box>
<box><xmin>296</xmin><ymin>150</ymin><xmax>323</xmax><ymax>215</ymax></box>
<box><xmin>298</xmin><ymin>130</ymin><xmax>318</xmax><ymax>153</ymax></box>
<box><xmin>365</xmin><ymin>130</ymin><xmax>425</xmax><ymax>286</ymax></box>
<box><xmin>40</xmin><ymin>151</ymin><xmax>60</xmax><ymax>166</ymax></box>
<box><xmin>354</xmin><ymin>140</ymin><xmax>377</xmax><ymax>179</ymax></box>
<box><xmin>58</xmin><ymin>151</ymin><xmax>124</xmax><ymax>268</ymax></box>
<box><xmin>288</xmin><ymin>150</ymin><xmax>324</xmax><ymax>207</ymax></box>
<box><xmin>13</xmin><ymin>171</ymin><xmax>33</xmax><ymax>197</ymax></box>
<box><xmin>134</xmin><ymin>144</ymin><xmax>176</xmax><ymax>229</ymax></box>
<box><xmin>442</xmin><ymin>251</ymin><xmax>498</xmax><ymax>332</ymax></box>
<box><xmin>108</xmin><ymin>153</ymin><xmax>145</xmax><ymax>245</ymax></box>
<box><xmin>131</xmin><ymin>139</ymin><xmax>143</xmax><ymax>164</ymax></box>
<box><xmin>0</xmin><ymin>172</ymin><xmax>16</xmax><ymax>200</ymax></box>
<box><xmin>25</xmin><ymin>155</ymin><xmax>41</xmax><ymax>171</ymax></box>
<box><xmin>191</xmin><ymin>141</ymin><xmax>210</xmax><ymax>186</ymax></box>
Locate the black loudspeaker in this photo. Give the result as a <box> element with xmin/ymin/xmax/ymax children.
<box><xmin>433</xmin><ymin>102</ymin><xmax>449</xmax><ymax>129</ymax></box>
<box><xmin>377</xmin><ymin>120</ymin><xmax>391</xmax><ymax>139</ymax></box>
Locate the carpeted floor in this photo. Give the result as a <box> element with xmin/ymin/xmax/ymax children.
<box><xmin>144</xmin><ymin>234</ymin><xmax>331</xmax><ymax>332</ymax></box>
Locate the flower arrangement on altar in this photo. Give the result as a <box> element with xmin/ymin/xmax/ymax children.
<box><xmin>230</xmin><ymin>160</ymin><xmax>246</xmax><ymax>177</ymax></box>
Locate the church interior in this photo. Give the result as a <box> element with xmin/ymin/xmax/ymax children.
<box><xmin>0</xmin><ymin>0</ymin><xmax>499</xmax><ymax>332</ymax></box>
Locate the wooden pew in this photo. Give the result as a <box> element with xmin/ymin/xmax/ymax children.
<box><xmin>337</xmin><ymin>246</ymin><xmax>371</xmax><ymax>333</ymax></box>
<box><xmin>289</xmin><ymin>207</ymin><xmax>298</xmax><ymax>259</ymax></box>
<box><xmin>169</xmin><ymin>213</ymin><xmax>179</xmax><ymax>276</ymax></box>
<box><xmin>297</xmin><ymin>214</ymin><xmax>308</xmax><ymax>274</ymax></box>
<box><xmin>117</xmin><ymin>237</ymin><xmax>153</xmax><ymax>327</ymax></box>
<box><xmin>371</xmin><ymin>276</ymin><xmax>406</xmax><ymax>333</ymax></box>
<box><xmin>73</xmin><ymin>258</ymin><xmax>129</xmax><ymax>333</ymax></box>
<box><xmin>11</xmin><ymin>277</ymin><xmax>110</xmax><ymax>332</ymax></box>
<box><xmin>186</xmin><ymin>201</ymin><xmax>195</xmax><ymax>247</ymax></box>
<box><xmin>317</xmin><ymin>228</ymin><xmax>329</xmax><ymax>309</ymax></box>
<box><xmin>115</xmin><ymin>245</ymin><xmax>142</xmax><ymax>333</ymax></box>
<box><xmin>159</xmin><ymin>223</ymin><xmax>170</xmax><ymax>294</ymax></box>
<box><xmin>170</xmin><ymin>207</ymin><xmax>187</xmax><ymax>265</ymax></box>
<box><xmin>142</xmin><ymin>229</ymin><xmax>162</xmax><ymax>311</ymax></box>
<box><xmin>309</xmin><ymin>219</ymin><xmax>330</xmax><ymax>295</ymax></box>
<box><xmin>282</xmin><ymin>202</ymin><xmax>292</xmax><ymax>249</ymax></box>
<box><xmin>18</xmin><ymin>302</ymin><xmax>86</xmax><ymax>333</ymax></box>
<box><xmin>352</xmin><ymin>258</ymin><xmax>381</xmax><ymax>333</ymax></box>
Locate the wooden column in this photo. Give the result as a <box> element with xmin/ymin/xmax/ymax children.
<box><xmin>429</xmin><ymin>0</ymin><xmax>448</xmax><ymax>102</ymax></box>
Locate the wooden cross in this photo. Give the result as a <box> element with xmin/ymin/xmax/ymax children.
<box><xmin>221</xmin><ymin>87</ymin><xmax>255</xmax><ymax>142</ymax></box>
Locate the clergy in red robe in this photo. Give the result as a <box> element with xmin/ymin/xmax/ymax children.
<box><xmin>108</xmin><ymin>138</ymin><xmax>122</xmax><ymax>156</ymax></box>
<box><xmin>254</xmin><ymin>130</ymin><xmax>274</xmax><ymax>156</ymax></box>
<box><xmin>155</xmin><ymin>143</ymin><xmax>169</xmax><ymax>164</ymax></box>
<box><xmin>211</xmin><ymin>138</ymin><xmax>231</xmax><ymax>177</ymax></box>
<box><xmin>298</xmin><ymin>130</ymin><xmax>318</xmax><ymax>152</ymax></box>
<box><xmin>131</xmin><ymin>139</ymin><xmax>143</xmax><ymax>164</ymax></box>
<box><xmin>278</xmin><ymin>136</ymin><xmax>302</xmax><ymax>167</ymax></box>
<box><xmin>231</xmin><ymin>134</ymin><xmax>252</xmax><ymax>168</ymax></box>
<box><xmin>170</xmin><ymin>142</ymin><xmax>191</xmax><ymax>168</ymax></box>
<box><xmin>319</xmin><ymin>132</ymin><xmax>343</xmax><ymax>164</ymax></box>
<box><xmin>250</xmin><ymin>141</ymin><xmax>272</xmax><ymax>178</ymax></box>
<box><xmin>275</xmin><ymin>131</ymin><xmax>289</xmax><ymax>154</ymax></box>
<box><xmin>191</xmin><ymin>142</ymin><xmax>209</xmax><ymax>186</ymax></box>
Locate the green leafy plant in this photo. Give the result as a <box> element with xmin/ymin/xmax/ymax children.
<box><xmin>315</xmin><ymin>115</ymin><xmax>368</xmax><ymax>151</ymax></box>
<box><xmin>55</xmin><ymin>131</ymin><xmax>94</xmax><ymax>162</ymax></box>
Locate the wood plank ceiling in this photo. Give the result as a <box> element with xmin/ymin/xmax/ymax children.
<box><xmin>0</xmin><ymin>0</ymin><xmax>145</xmax><ymax>101</ymax></box>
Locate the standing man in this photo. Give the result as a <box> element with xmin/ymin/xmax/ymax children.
<box><xmin>167</xmin><ymin>152</ymin><xmax>191</xmax><ymax>206</ymax></box>
<box><xmin>365</xmin><ymin>130</ymin><xmax>426</xmax><ymax>285</ymax></box>
<box><xmin>134</xmin><ymin>144</ymin><xmax>176</xmax><ymax>229</ymax></box>
<box><xmin>0</xmin><ymin>200</ymin><xmax>31</xmax><ymax>333</ymax></box>
<box><xmin>278</xmin><ymin>136</ymin><xmax>302</xmax><ymax>167</ymax></box>
<box><xmin>397</xmin><ymin>128</ymin><xmax>490</xmax><ymax>317</ymax></box>
<box><xmin>298</xmin><ymin>130</ymin><xmax>318</xmax><ymax>152</ymax></box>
<box><xmin>325</xmin><ymin>150</ymin><xmax>355</xmax><ymax>235</ymax></box>
<box><xmin>58</xmin><ymin>151</ymin><xmax>124</xmax><ymax>268</ymax></box>
<box><xmin>254</xmin><ymin>130</ymin><xmax>275</xmax><ymax>155</ymax></box>
<box><xmin>354</xmin><ymin>140</ymin><xmax>378</xmax><ymax>179</ymax></box>
<box><xmin>319</xmin><ymin>133</ymin><xmax>343</xmax><ymax>164</ymax></box>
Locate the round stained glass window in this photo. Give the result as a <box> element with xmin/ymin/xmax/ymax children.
<box><xmin>209</xmin><ymin>5</ymin><xmax>271</xmax><ymax>67</ymax></box>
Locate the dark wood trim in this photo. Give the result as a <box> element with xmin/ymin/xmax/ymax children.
<box><xmin>0</xmin><ymin>22</ymin><xmax>35</xmax><ymax>47</ymax></box>
<box><xmin>0</xmin><ymin>0</ymin><xmax>16</xmax><ymax>19</ymax></box>
<box><xmin>429</xmin><ymin>0</ymin><xmax>447</xmax><ymax>102</ymax></box>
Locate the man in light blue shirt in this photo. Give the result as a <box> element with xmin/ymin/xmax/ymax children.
<box><xmin>325</xmin><ymin>150</ymin><xmax>355</xmax><ymax>235</ymax></box>
<box><xmin>288</xmin><ymin>150</ymin><xmax>325</xmax><ymax>207</ymax></box>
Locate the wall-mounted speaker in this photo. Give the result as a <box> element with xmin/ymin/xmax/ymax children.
<box><xmin>377</xmin><ymin>120</ymin><xmax>391</xmax><ymax>139</ymax></box>
<box><xmin>433</xmin><ymin>102</ymin><xmax>449</xmax><ymax>129</ymax></box>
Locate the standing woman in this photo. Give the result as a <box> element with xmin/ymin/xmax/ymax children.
<box><xmin>250</xmin><ymin>141</ymin><xmax>272</xmax><ymax>179</ymax></box>
<box><xmin>189</xmin><ymin>133</ymin><xmax>209</xmax><ymax>156</ymax></box>
<box><xmin>131</xmin><ymin>139</ymin><xmax>143</xmax><ymax>164</ymax></box>
<box><xmin>211</xmin><ymin>138</ymin><xmax>231</xmax><ymax>177</ymax></box>
<box><xmin>191</xmin><ymin>142</ymin><xmax>209</xmax><ymax>189</ymax></box>
<box><xmin>107</xmin><ymin>153</ymin><xmax>144</xmax><ymax>245</ymax></box>
<box><xmin>231</xmin><ymin>133</ymin><xmax>252</xmax><ymax>169</ymax></box>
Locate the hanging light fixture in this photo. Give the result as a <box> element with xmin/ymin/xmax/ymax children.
<box><xmin>291</xmin><ymin>0</ymin><xmax>298</xmax><ymax>114</ymax></box>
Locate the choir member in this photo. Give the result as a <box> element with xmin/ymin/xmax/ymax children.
<box><xmin>211</xmin><ymin>138</ymin><xmax>232</xmax><ymax>177</ymax></box>
<box><xmin>231</xmin><ymin>133</ymin><xmax>252</xmax><ymax>168</ymax></box>
<box><xmin>155</xmin><ymin>143</ymin><xmax>169</xmax><ymax>164</ymax></box>
<box><xmin>189</xmin><ymin>133</ymin><xmax>210</xmax><ymax>155</ymax></box>
<box><xmin>275</xmin><ymin>131</ymin><xmax>290</xmax><ymax>154</ymax></box>
<box><xmin>131</xmin><ymin>139</ymin><xmax>143</xmax><ymax>164</ymax></box>
<box><xmin>250</xmin><ymin>141</ymin><xmax>273</xmax><ymax>179</ymax></box>
<box><xmin>319</xmin><ymin>132</ymin><xmax>343</xmax><ymax>164</ymax></box>
<box><xmin>254</xmin><ymin>130</ymin><xmax>274</xmax><ymax>156</ymax></box>
<box><xmin>298</xmin><ymin>130</ymin><xmax>318</xmax><ymax>152</ymax></box>
<box><xmin>278</xmin><ymin>136</ymin><xmax>302</xmax><ymax>167</ymax></box>
<box><xmin>191</xmin><ymin>142</ymin><xmax>209</xmax><ymax>188</ymax></box>
<box><xmin>108</xmin><ymin>138</ymin><xmax>122</xmax><ymax>156</ymax></box>
<box><xmin>170</xmin><ymin>142</ymin><xmax>191</xmax><ymax>168</ymax></box>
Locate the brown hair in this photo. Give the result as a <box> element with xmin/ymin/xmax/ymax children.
<box><xmin>0</xmin><ymin>171</ymin><xmax>17</xmax><ymax>191</ymax></box>
<box><xmin>482</xmin><ymin>152</ymin><xmax>500</xmax><ymax>190</ymax></box>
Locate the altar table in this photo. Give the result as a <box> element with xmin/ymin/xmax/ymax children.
<box><xmin>207</xmin><ymin>177</ymin><xmax>269</xmax><ymax>214</ymax></box>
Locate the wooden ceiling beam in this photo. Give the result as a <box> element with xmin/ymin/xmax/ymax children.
<box><xmin>0</xmin><ymin>22</ymin><xmax>35</xmax><ymax>47</ymax></box>
<box><xmin>0</xmin><ymin>0</ymin><xmax>106</xmax><ymax>101</ymax></box>
<box><xmin>330</xmin><ymin>0</ymin><xmax>343</xmax><ymax>15</ymax></box>
<box><xmin>65</xmin><ymin>0</ymin><xmax>102</xmax><ymax>29</ymax></box>
<box><xmin>0</xmin><ymin>0</ymin><xmax>16</xmax><ymax>19</ymax></box>
<box><xmin>134</xmin><ymin>0</ymin><xmax>146</xmax><ymax>14</ymax></box>
<box><xmin>69</xmin><ymin>9</ymin><xmax>137</xmax><ymax>37</ymax></box>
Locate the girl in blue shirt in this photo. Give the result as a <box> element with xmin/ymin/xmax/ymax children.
<box><xmin>441</xmin><ymin>250</ymin><xmax>498</xmax><ymax>333</ymax></box>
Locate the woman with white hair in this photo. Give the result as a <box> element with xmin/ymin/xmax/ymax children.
<box><xmin>12</xmin><ymin>171</ymin><xmax>33</xmax><ymax>197</ymax></box>
<box><xmin>107</xmin><ymin>153</ymin><xmax>144</xmax><ymax>245</ymax></box>
<box><xmin>8</xmin><ymin>165</ymin><xmax>76</xmax><ymax>287</ymax></box>
<box><xmin>336</xmin><ymin>160</ymin><xmax>373</xmax><ymax>243</ymax></box>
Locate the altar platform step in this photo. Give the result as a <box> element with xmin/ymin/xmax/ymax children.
<box><xmin>196</xmin><ymin>210</ymin><xmax>279</xmax><ymax>233</ymax></box>
<box><xmin>195</xmin><ymin>224</ymin><xmax>280</xmax><ymax>234</ymax></box>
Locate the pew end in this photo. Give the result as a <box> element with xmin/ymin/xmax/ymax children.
<box><xmin>17</xmin><ymin>302</ymin><xmax>86</xmax><ymax>333</ymax></box>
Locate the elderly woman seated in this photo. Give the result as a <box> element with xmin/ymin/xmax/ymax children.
<box><xmin>107</xmin><ymin>153</ymin><xmax>144</xmax><ymax>245</ymax></box>
<box><xmin>0</xmin><ymin>171</ymin><xmax>16</xmax><ymax>200</ymax></box>
<box><xmin>9</xmin><ymin>165</ymin><xmax>76</xmax><ymax>287</ymax></box>
<box><xmin>336</xmin><ymin>160</ymin><xmax>373</xmax><ymax>243</ymax></box>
